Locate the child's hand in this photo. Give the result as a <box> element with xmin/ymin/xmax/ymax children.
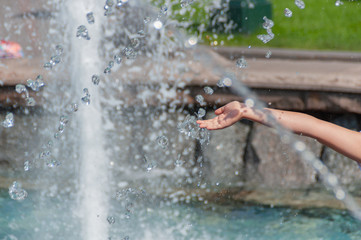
<box><xmin>197</xmin><ymin>101</ymin><xmax>245</xmax><ymax>130</ymax></box>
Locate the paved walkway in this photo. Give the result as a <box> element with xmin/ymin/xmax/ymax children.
<box><xmin>190</xmin><ymin>46</ymin><xmax>361</xmax><ymax>113</ymax></box>
<box><xmin>213</xmin><ymin>46</ymin><xmax>361</xmax><ymax>94</ymax></box>
<box><xmin>2</xmin><ymin>46</ymin><xmax>360</xmax><ymax>90</ymax></box>
<box><xmin>216</xmin><ymin>46</ymin><xmax>361</xmax><ymax>62</ymax></box>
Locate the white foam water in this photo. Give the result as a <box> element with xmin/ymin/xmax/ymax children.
<box><xmin>65</xmin><ymin>1</ymin><xmax>109</xmax><ymax>239</ymax></box>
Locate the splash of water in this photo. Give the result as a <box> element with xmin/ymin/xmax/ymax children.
<box><xmin>65</xmin><ymin>1</ymin><xmax>109</xmax><ymax>239</ymax></box>
<box><xmin>196</xmin><ymin>48</ymin><xmax>361</xmax><ymax>221</ymax></box>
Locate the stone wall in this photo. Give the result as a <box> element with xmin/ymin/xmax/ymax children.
<box><xmin>1</xmin><ymin>108</ymin><xmax>361</xmax><ymax>195</ymax></box>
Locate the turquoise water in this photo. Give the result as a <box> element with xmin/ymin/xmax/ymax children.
<box><xmin>1</xmin><ymin>189</ymin><xmax>360</xmax><ymax>240</ymax></box>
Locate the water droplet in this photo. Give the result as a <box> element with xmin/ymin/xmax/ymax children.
<box><xmin>197</xmin><ymin>108</ymin><xmax>206</xmax><ymax>118</ymax></box>
<box><xmin>146</xmin><ymin>163</ymin><xmax>154</xmax><ymax>172</ymax></box>
<box><xmin>15</xmin><ymin>84</ymin><xmax>26</xmax><ymax>94</ymax></box>
<box><xmin>180</xmin><ymin>0</ymin><xmax>194</xmax><ymax>8</ymax></box>
<box><xmin>60</xmin><ymin>115</ymin><xmax>69</xmax><ymax>125</ymax></box>
<box><xmin>8</xmin><ymin>181</ymin><xmax>28</xmax><ymax>201</ymax></box>
<box><xmin>156</xmin><ymin>136</ymin><xmax>168</xmax><ymax>149</ymax></box>
<box><xmin>76</xmin><ymin>25</ymin><xmax>90</xmax><ymax>40</ymax></box>
<box><xmin>2</xmin><ymin>112</ymin><xmax>14</xmax><ymax>128</ymax></box>
<box><xmin>54</xmin><ymin>132</ymin><xmax>61</xmax><ymax>139</ymax></box>
<box><xmin>327</xmin><ymin>174</ymin><xmax>338</xmax><ymax>186</ymax></box>
<box><xmin>224</xmin><ymin>78</ymin><xmax>233</xmax><ymax>87</ymax></box>
<box><xmin>24</xmin><ymin>161</ymin><xmax>30</xmax><ymax>171</ymax></box>
<box><xmin>46</xmin><ymin>158</ymin><xmax>61</xmax><ymax>168</ymax></box>
<box><xmin>267</xmin><ymin>28</ymin><xmax>275</xmax><ymax>38</ymax></box>
<box><xmin>178</xmin><ymin>115</ymin><xmax>198</xmax><ymax>137</ymax></box>
<box><xmin>335</xmin><ymin>188</ymin><xmax>345</xmax><ymax>200</ymax></box>
<box><xmin>294</xmin><ymin>141</ymin><xmax>306</xmax><ymax>152</ymax></box>
<box><xmin>92</xmin><ymin>75</ymin><xmax>100</xmax><ymax>85</ymax></box>
<box><xmin>104</xmin><ymin>66</ymin><xmax>111</xmax><ymax>74</ymax></box>
<box><xmin>86</xmin><ymin>12</ymin><xmax>95</xmax><ymax>24</ymax></box>
<box><xmin>40</xmin><ymin>150</ymin><xmax>52</xmax><ymax>160</ymax></box>
<box><xmin>27</xmin><ymin>75</ymin><xmax>45</xmax><ymax>91</ymax></box>
<box><xmin>143</xmin><ymin>17</ymin><xmax>151</xmax><ymax>24</ymax></box>
<box><xmin>44</xmin><ymin>62</ymin><xmax>52</xmax><ymax>69</ymax></box>
<box><xmin>245</xmin><ymin>98</ymin><xmax>255</xmax><ymax>108</ymax></box>
<box><xmin>153</xmin><ymin>20</ymin><xmax>163</xmax><ymax>30</ymax></box>
<box><xmin>203</xmin><ymin>86</ymin><xmax>214</xmax><ymax>95</ymax></box>
<box><xmin>47</xmin><ymin>140</ymin><xmax>53</xmax><ymax>148</ymax></box>
<box><xmin>177</xmin><ymin>115</ymin><xmax>210</xmax><ymax>145</ymax></box>
<box><xmin>174</xmin><ymin>154</ymin><xmax>183</xmax><ymax>167</ymax></box>
<box><xmin>185</xmin><ymin>36</ymin><xmax>198</xmax><ymax>48</ymax></box>
<box><xmin>55</xmin><ymin>45</ymin><xmax>63</xmax><ymax>55</ymax></box>
<box><xmin>335</xmin><ymin>0</ymin><xmax>343</xmax><ymax>6</ymax></box>
<box><xmin>39</xmin><ymin>151</ymin><xmax>47</xmax><ymax>159</ymax></box>
<box><xmin>284</xmin><ymin>8</ymin><xmax>293</xmax><ymax>17</ymax></box>
<box><xmin>50</xmin><ymin>55</ymin><xmax>61</xmax><ymax>66</ymax></box>
<box><xmin>195</xmin><ymin>95</ymin><xmax>205</xmax><ymax>106</ymax></box>
<box><xmin>130</xmin><ymin>38</ymin><xmax>140</xmax><ymax>48</ymax></box>
<box><xmin>81</xmin><ymin>96</ymin><xmax>90</xmax><ymax>105</ymax></box>
<box><xmin>265</xmin><ymin>50</ymin><xmax>272</xmax><ymax>58</ymax></box>
<box><xmin>198</xmin><ymin>128</ymin><xmax>210</xmax><ymax>145</ymax></box>
<box><xmin>114</xmin><ymin>55</ymin><xmax>122</xmax><ymax>64</ymax></box>
<box><xmin>70</xmin><ymin>103</ymin><xmax>78</xmax><ymax>112</ymax></box>
<box><xmin>116</xmin><ymin>0</ymin><xmax>123</xmax><ymax>7</ymax></box>
<box><xmin>258</xmin><ymin>17</ymin><xmax>275</xmax><ymax>43</ymax></box>
<box><xmin>217</xmin><ymin>77</ymin><xmax>232</xmax><ymax>87</ymax></box>
<box><xmin>104</xmin><ymin>8</ymin><xmax>113</xmax><ymax>16</ymax></box>
<box><xmin>106</xmin><ymin>0</ymin><xmax>114</xmax><ymax>7</ymax></box>
<box><xmin>108</xmin><ymin>61</ymin><xmax>114</xmax><ymax>68</ymax></box>
<box><xmin>236</xmin><ymin>56</ymin><xmax>247</xmax><ymax>69</ymax></box>
<box><xmin>26</xmin><ymin>79</ymin><xmax>35</xmax><ymax>88</ymax></box>
<box><xmin>144</xmin><ymin>155</ymin><xmax>155</xmax><ymax>172</ymax></box>
<box><xmin>58</xmin><ymin>124</ymin><xmax>65</xmax><ymax>133</ymax></box>
<box><xmin>81</xmin><ymin>88</ymin><xmax>91</xmax><ymax>105</ymax></box>
<box><xmin>295</xmin><ymin>0</ymin><xmax>305</xmax><ymax>9</ymax></box>
<box><xmin>122</xmin><ymin>47</ymin><xmax>137</xmax><ymax>59</ymax></box>
<box><xmin>257</xmin><ymin>33</ymin><xmax>273</xmax><ymax>44</ymax></box>
<box><xmin>107</xmin><ymin>216</ymin><xmax>115</xmax><ymax>224</ymax></box>
<box><xmin>160</xmin><ymin>5</ymin><xmax>168</xmax><ymax>15</ymax></box>
<box><xmin>26</xmin><ymin>97</ymin><xmax>36</xmax><ymax>106</ymax></box>
<box><xmin>217</xmin><ymin>79</ymin><xmax>225</xmax><ymax>87</ymax></box>
<box><xmin>262</xmin><ymin>16</ymin><xmax>274</xmax><ymax>29</ymax></box>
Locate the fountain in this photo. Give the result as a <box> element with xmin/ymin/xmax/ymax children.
<box><xmin>1</xmin><ymin>0</ymin><xmax>361</xmax><ymax>239</ymax></box>
<box><xmin>65</xmin><ymin>1</ymin><xmax>109</xmax><ymax>239</ymax></box>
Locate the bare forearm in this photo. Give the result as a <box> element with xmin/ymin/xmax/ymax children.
<box><xmin>243</xmin><ymin>107</ymin><xmax>361</xmax><ymax>163</ymax></box>
<box><xmin>197</xmin><ymin>101</ymin><xmax>361</xmax><ymax>163</ymax></box>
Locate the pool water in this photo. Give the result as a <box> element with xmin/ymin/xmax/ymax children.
<box><xmin>1</xmin><ymin>189</ymin><xmax>360</xmax><ymax>240</ymax></box>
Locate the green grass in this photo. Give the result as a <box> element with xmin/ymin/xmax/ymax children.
<box><xmin>201</xmin><ymin>0</ymin><xmax>361</xmax><ymax>51</ymax></box>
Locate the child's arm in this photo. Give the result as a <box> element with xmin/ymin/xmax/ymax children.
<box><xmin>197</xmin><ymin>101</ymin><xmax>361</xmax><ymax>163</ymax></box>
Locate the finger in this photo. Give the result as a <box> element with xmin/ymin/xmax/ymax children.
<box><xmin>198</xmin><ymin>121</ymin><xmax>214</xmax><ymax>128</ymax></box>
<box><xmin>197</xmin><ymin>121</ymin><xmax>208</xmax><ymax>127</ymax></box>
<box><xmin>214</xmin><ymin>106</ymin><xmax>225</xmax><ymax>115</ymax></box>
<box><xmin>206</xmin><ymin>124</ymin><xmax>224</xmax><ymax>130</ymax></box>
<box><xmin>197</xmin><ymin>118</ymin><xmax>216</xmax><ymax>125</ymax></box>
<box><xmin>197</xmin><ymin>120</ymin><xmax>207</xmax><ymax>127</ymax></box>
<box><xmin>203</xmin><ymin>120</ymin><xmax>223</xmax><ymax>130</ymax></box>
<box><xmin>198</xmin><ymin>119</ymin><xmax>216</xmax><ymax>128</ymax></box>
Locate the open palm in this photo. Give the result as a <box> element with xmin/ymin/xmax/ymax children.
<box><xmin>197</xmin><ymin>101</ymin><xmax>244</xmax><ymax>130</ymax></box>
